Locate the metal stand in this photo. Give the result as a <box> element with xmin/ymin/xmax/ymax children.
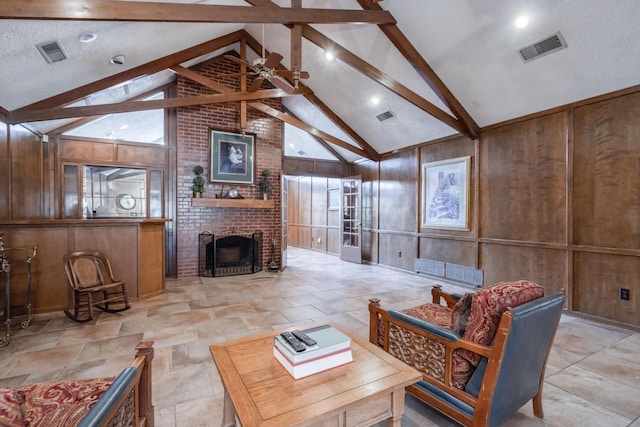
<box><xmin>0</xmin><ymin>234</ymin><xmax>37</xmax><ymax>348</ymax></box>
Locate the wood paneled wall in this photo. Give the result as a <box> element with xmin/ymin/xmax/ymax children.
<box><xmin>287</xmin><ymin>86</ymin><xmax>640</xmax><ymax>330</ymax></box>
<box><xmin>287</xmin><ymin>176</ymin><xmax>340</xmax><ymax>254</ymax></box>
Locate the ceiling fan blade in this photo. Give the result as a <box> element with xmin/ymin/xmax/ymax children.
<box><xmin>248</xmin><ymin>77</ymin><xmax>265</xmax><ymax>92</ymax></box>
<box><xmin>224</xmin><ymin>55</ymin><xmax>252</xmax><ymax>68</ymax></box>
<box><xmin>270</xmin><ymin>77</ymin><xmax>296</xmax><ymax>94</ymax></box>
<box><xmin>263</xmin><ymin>52</ymin><xmax>283</xmax><ymax>69</ymax></box>
<box><xmin>277</xmin><ymin>70</ymin><xmax>310</xmax><ymax>80</ymax></box>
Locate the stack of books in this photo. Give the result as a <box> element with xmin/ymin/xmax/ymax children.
<box><xmin>273</xmin><ymin>325</ymin><xmax>353</xmax><ymax>379</ymax></box>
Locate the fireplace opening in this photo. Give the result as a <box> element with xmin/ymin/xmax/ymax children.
<box><xmin>199</xmin><ymin>231</ymin><xmax>262</xmax><ymax>277</ymax></box>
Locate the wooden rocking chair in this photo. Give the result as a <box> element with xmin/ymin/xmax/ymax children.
<box><xmin>63</xmin><ymin>251</ymin><xmax>130</xmax><ymax>322</ymax></box>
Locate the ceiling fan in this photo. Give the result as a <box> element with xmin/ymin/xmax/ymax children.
<box><xmin>224</xmin><ymin>52</ymin><xmax>310</xmax><ymax>94</ymax></box>
<box><xmin>224</xmin><ymin>25</ymin><xmax>309</xmax><ymax>94</ymax></box>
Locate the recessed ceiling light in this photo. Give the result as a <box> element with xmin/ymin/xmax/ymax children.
<box><xmin>370</xmin><ymin>97</ymin><xmax>380</xmax><ymax>105</ymax></box>
<box><xmin>289</xmin><ymin>143</ymin><xmax>295</xmax><ymax>148</ymax></box>
<box><xmin>325</xmin><ymin>51</ymin><xmax>335</xmax><ymax>61</ymax></box>
<box><xmin>515</xmin><ymin>16</ymin><xmax>528</xmax><ymax>28</ymax></box>
<box><xmin>78</xmin><ymin>33</ymin><xmax>97</xmax><ymax>43</ymax></box>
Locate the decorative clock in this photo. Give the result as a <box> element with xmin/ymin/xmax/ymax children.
<box><xmin>222</xmin><ymin>188</ymin><xmax>244</xmax><ymax>199</ymax></box>
<box><xmin>116</xmin><ymin>193</ymin><xmax>137</xmax><ymax>210</ymax></box>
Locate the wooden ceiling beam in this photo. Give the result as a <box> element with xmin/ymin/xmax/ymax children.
<box><xmin>13</xmin><ymin>30</ymin><xmax>245</xmax><ymax>113</ymax></box>
<box><xmin>251</xmin><ymin>103</ymin><xmax>370</xmax><ymax>158</ymax></box>
<box><xmin>242</xmin><ymin>30</ymin><xmax>380</xmax><ymax>161</ymax></box>
<box><xmin>171</xmin><ymin>63</ymin><xmax>373</xmax><ymax>160</ymax></box>
<box><xmin>7</xmin><ymin>88</ymin><xmax>308</xmax><ymax>124</ymax></box>
<box><xmin>282</xmin><ymin>106</ymin><xmax>348</xmax><ymax>163</ymax></box>
<box><xmin>300</xmin><ymin>25</ymin><xmax>468</xmax><ymax>137</ymax></box>
<box><xmin>356</xmin><ymin>0</ymin><xmax>480</xmax><ymax>139</ymax></box>
<box><xmin>244</xmin><ymin>0</ymin><xmax>467</xmax><ymax>138</ymax></box>
<box><xmin>0</xmin><ymin>1</ymin><xmax>396</xmax><ymax>24</ymax></box>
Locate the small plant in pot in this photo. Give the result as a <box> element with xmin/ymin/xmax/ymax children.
<box><xmin>258</xmin><ymin>169</ymin><xmax>272</xmax><ymax>200</ymax></box>
<box><xmin>191</xmin><ymin>165</ymin><xmax>205</xmax><ymax>197</ymax></box>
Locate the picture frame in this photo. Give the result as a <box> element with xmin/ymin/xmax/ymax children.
<box><xmin>210</xmin><ymin>130</ymin><xmax>255</xmax><ymax>184</ymax></box>
<box><xmin>421</xmin><ymin>156</ymin><xmax>471</xmax><ymax>230</ymax></box>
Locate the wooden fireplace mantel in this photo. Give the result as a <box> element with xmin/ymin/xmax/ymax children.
<box><xmin>191</xmin><ymin>198</ymin><xmax>275</xmax><ymax>209</ymax></box>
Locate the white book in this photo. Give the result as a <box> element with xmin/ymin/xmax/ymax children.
<box><xmin>273</xmin><ymin>325</ymin><xmax>351</xmax><ymax>364</ymax></box>
<box><xmin>273</xmin><ymin>345</ymin><xmax>353</xmax><ymax>379</ymax></box>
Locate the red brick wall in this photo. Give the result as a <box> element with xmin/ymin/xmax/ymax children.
<box><xmin>176</xmin><ymin>55</ymin><xmax>283</xmax><ymax>276</ymax></box>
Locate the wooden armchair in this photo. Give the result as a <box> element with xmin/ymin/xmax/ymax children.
<box><xmin>63</xmin><ymin>251</ymin><xmax>131</xmax><ymax>322</ymax></box>
<box><xmin>369</xmin><ymin>281</ymin><xmax>564</xmax><ymax>427</ymax></box>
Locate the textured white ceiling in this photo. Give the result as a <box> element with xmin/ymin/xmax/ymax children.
<box><xmin>1</xmin><ymin>0</ymin><xmax>640</xmax><ymax>160</ymax></box>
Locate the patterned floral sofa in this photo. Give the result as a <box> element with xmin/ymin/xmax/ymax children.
<box><xmin>0</xmin><ymin>341</ymin><xmax>154</xmax><ymax>427</ymax></box>
<box><xmin>369</xmin><ymin>280</ymin><xmax>564</xmax><ymax>427</ymax></box>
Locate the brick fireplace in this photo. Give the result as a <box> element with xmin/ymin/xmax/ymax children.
<box><xmin>176</xmin><ymin>53</ymin><xmax>283</xmax><ymax>277</ymax></box>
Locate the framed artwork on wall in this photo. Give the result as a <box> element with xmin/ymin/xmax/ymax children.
<box><xmin>421</xmin><ymin>156</ymin><xmax>471</xmax><ymax>230</ymax></box>
<box><xmin>210</xmin><ymin>130</ymin><xmax>255</xmax><ymax>184</ymax></box>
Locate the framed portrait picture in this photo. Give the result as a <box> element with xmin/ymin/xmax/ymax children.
<box><xmin>421</xmin><ymin>156</ymin><xmax>471</xmax><ymax>230</ymax></box>
<box><xmin>210</xmin><ymin>130</ymin><xmax>255</xmax><ymax>184</ymax></box>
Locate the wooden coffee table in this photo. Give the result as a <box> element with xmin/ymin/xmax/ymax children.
<box><xmin>210</xmin><ymin>324</ymin><xmax>421</xmax><ymax>427</ymax></box>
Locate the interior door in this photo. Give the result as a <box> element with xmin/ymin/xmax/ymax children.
<box><xmin>340</xmin><ymin>176</ymin><xmax>362</xmax><ymax>264</ymax></box>
<box><xmin>281</xmin><ymin>175</ymin><xmax>288</xmax><ymax>270</ymax></box>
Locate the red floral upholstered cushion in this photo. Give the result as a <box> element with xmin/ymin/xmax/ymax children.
<box><xmin>16</xmin><ymin>377</ymin><xmax>114</xmax><ymax>427</ymax></box>
<box><xmin>460</xmin><ymin>280</ymin><xmax>545</xmax><ymax>368</ymax></box>
<box><xmin>401</xmin><ymin>303</ymin><xmax>452</xmax><ymax>328</ymax></box>
<box><xmin>0</xmin><ymin>388</ymin><xmax>26</xmax><ymax>427</ymax></box>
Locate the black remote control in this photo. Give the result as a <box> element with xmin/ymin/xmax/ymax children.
<box><xmin>292</xmin><ymin>330</ymin><xmax>317</xmax><ymax>346</ymax></box>
<box><xmin>280</xmin><ymin>331</ymin><xmax>306</xmax><ymax>352</ymax></box>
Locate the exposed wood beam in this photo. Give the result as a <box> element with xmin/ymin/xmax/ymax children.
<box><xmin>7</xmin><ymin>88</ymin><xmax>308</xmax><ymax>124</ymax></box>
<box><xmin>250</xmin><ymin>103</ymin><xmax>370</xmax><ymax>158</ymax></box>
<box><xmin>47</xmin><ymin>84</ymin><xmax>173</xmax><ymax>135</ymax></box>
<box><xmin>244</xmin><ymin>1</ymin><xmax>468</xmax><ymax>138</ymax></box>
<box><xmin>300</xmin><ymin>25</ymin><xmax>468</xmax><ymax>137</ymax></box>
<box><xmin>242</xmin><ymin>30</ymin><xmax>380</xmax><ymax>161</ymax></box>
<box><xmin>0</xmin><ymin>1</ymin><xmax>396</xmax><ymax>24</ymax></box>
<box><xmin>171</xmin><ymin>63</ymin><xmax>373</xmax><ymax>160</ymax></box>
<box><xmin>240</xmin><ymin>37</ymin><xmax>247</xmax><ymax>130</ymax></box>
<box><xmin>303</xmin><ymin>92</ymin><xmax>380</xmax><ymax>162</ymax></box>
<box><xmin>282</xmin><ymin>106</ymin><xmax>348</xmax><ymax>163</ymax></box>
<box><xmin>13</xmin><ymin>30</ymin><xmax>245</xmax><ymax>112</ymax></box>
<box><xmin>356</xmin><ymin>0</ymin><xmax>480</xmax><ymax>139</ymax></box>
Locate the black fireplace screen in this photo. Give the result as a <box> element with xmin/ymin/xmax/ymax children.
<box><xmin>199</xmin><ymin>231</ymin><xmax>263</xmax><ymax>277</ymax></box>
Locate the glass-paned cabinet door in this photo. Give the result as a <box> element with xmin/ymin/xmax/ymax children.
<box><xmin>83</xmin><ymin>166</ymin><xmax>147</xmax><ymax>218</ymax></box>
<box><xmin>63</xmin><ymin>165</ymin><xmax>80</xmax><ymax>218</ymax></box>
<box><xmin>149</xmin><ymin>170</ymin><xmax>163</xmax><ymax>218</ymax></box>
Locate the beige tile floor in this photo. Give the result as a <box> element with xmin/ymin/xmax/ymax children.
<box><xmin>1</xmin><ymin>246</ymin><xmax>640</xmax><ymax>427</ymax></box>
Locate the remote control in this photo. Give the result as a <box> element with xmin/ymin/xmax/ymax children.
<box><xmin>280</xmin><ymin>331</ymin><xmax>306</xmax><ymax>352</ymax></box>
<box><xmin>292</xmin><ymin>330</ymin><xmax>317</xmax><ymax>346</ymax></box>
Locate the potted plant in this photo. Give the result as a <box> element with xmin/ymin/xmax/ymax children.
<box><xmin>191</xmin><ymin>165</ymin><xmax>205</xmax><ymax>198</ymax></box>
<box><xmin>258</xmin><ymin>169</ymin><xmax>272</xmax><ymax>200</ymax></box>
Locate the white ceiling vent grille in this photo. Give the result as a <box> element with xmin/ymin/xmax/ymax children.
<box><xmin>36</xmin><ymin>41</ymin><xmax>68</xmax><ymax>64</ymax></box>
<box><xmin>518</xmin><ymin>31</ymin><xmax>567</xmax><ymax>63</ymax></box>
<box><xmin>376</xmin><ymin>110</ymin><xmax>395</xmax><ymax>122</ymax></box>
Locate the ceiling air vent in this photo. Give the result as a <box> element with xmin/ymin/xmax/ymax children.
<box><xmin>376</xmin><ymin>110</ymin><xmax>395</xmax><ymax>122</ymax></box>
<box><xmin>36</xmin><ymin>41</ymin><xmax>68</xmax><ymax>64</ymax></box>
<box><xmin>518</xmin><ymin>31</ymin><xmax>567</xmax><ymax>63</ymax></box>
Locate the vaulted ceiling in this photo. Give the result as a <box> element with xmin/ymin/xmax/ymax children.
<box><xmin>1</xmin><ymin>0</ymin><xmax>639</xmax><ymax>163</ymax></box>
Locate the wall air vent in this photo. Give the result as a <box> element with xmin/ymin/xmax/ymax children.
<box><xmin>518</xmin><ymin>31</ymin><xmax>567</xmax><ymax>63</ymax></box>
<box><xmin>36</xmin><ymin>41</ymin><xmax>68</xmax><ymax>64</ymax></box>
<box><xmin>376</xmin><ymin>110</ymin><xmax>395</xmax><ymax>122</ymax></box>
